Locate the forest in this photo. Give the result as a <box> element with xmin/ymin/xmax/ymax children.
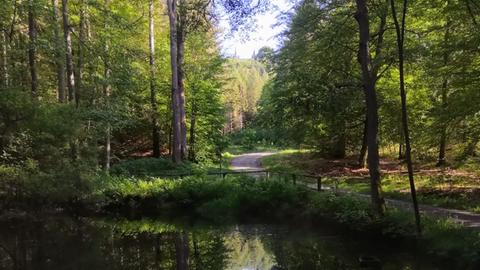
<box><xmin>1</xmin><ymin>0</ymin><xmax>480</xmax><ymax>269</ymax></box>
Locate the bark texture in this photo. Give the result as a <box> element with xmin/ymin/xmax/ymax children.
<box><xmin>354</xmin><ymin>0</ymin><xmax>385</xmax><ymax>216</ymax></box>
<box><xmin>168</xmin><ymin>0</ymin><xmax>182</xmax><ymax>164</ymax></box>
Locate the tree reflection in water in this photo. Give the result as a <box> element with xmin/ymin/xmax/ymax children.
<box><xmin>0</xmin><ymin>217</ymin><xmax>444</xmax><ymax>270</ymax></box>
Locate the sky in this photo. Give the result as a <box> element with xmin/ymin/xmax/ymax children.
<box><xmin>218</xmin><ymin>0</ymin><xmax>293</xmax><ymax>59</ymax></box>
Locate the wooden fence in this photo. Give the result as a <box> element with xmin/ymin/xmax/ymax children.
<box><xmin>155</xmin><ymin>170</ymin><xmax>328</xmax><ymax>192</ymax></box>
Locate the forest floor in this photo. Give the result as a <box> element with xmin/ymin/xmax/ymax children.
<box><xmin>231</xmin><ymin>151</ymin><xmax>480</xmax><ymax>228</ymax></box>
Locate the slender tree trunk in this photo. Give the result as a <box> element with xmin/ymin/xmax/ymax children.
<box><xmin>51</xmin><ymin>0</ymin><xmax>66</xmax><ymax>102</ymax></box>
<box><xmin>177</xmin><ymin>5</ymin><xmax>188</xmax><ymax>160</ymax></box>
<box><xmin>192</xmin><ymin>233</ymin><xmax>200</xmax><ymax>268</ymax></box>
<box><xmin>149</xmin><ymin>0</ymin><xmax>161</xmax><ymax>158</ymax></box>
<box><xmin>358</xmin><ymin>117</ymin><xmax>368</xmax><ymax>167</ymax></box>
<box><xmin>354</xmin><ymin>0</ymin><xmax>385</xmax><ymax>216</ymax></box>
<box><xmin>189</xmin><ymin>98</ymin><xmax>196</xmax><ymax>162</ymax></box>
<box><xmin>61</xmin><ymin>0</ymin><xmax>75</xmax><ymax>102</ymax></box>
<box><xmin>391</xmin><ymin>0</ymin><xmax>421</xmax><ymax>234</ymax></box>
<box><xmin>437</xmin><ymin>78</ymin><xmax>448</xmax><ymax>166</ymax></box>
<box><xmin>1</xmin><ymin>29</ymin><xmax>8</xmax><ymax>88</ymax></box>
<box><xmin>398</xmin><ymin>132</ymin><xmax>404</xmax><ymax>159</ymax></box>
<box><xmin>167</xmin><ymin>0</ymin><xmax>182</xmax><ymax>164</ymax></box>
<box><xmin>437</xmin><ymin>18</ymin><xmax>451</xmax><ymax>167</ymax></box>
<box><xmin>175</xmin><ymin>232</ymin><xmax>189</xmax><ymax>270</ymax></box>
<box><xmin>27</xmin><ymin>0</ymin><xmax>38</xmax><ymax>95</ymax></box>
<box><xmin>75</xmin><ymin>0</ymin><xmax>86</xmax><ymax>107</ymax></box>
<box><xmin>103</xmin><ymin>0</ymin><xmax>111</xmax><ymax>170</ymax></box>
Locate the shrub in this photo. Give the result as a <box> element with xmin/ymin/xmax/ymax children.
<box><xmin>110</xmin><ymin>158</ymin><xmax>197</xmax><ymax>176</ymax></box>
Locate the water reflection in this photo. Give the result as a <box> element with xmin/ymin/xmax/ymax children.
<box><xmin>0</xmin><ymin>217</ymin><xmax>445</xmax><ymax>270</ymax></box>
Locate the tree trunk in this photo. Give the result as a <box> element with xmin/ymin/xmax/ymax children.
<box><xmin>358</xmin><ymin>118</ymin><xmax>368</xmax><ymax>167</ymax></box>
<box><xmin>437</xmin><ymin>76</ymin><xmax>448</xmax><ymax>166</ymax></box>
<box><xmin>27</xmin><ymin>0</ymin><xmax>38</xmax><ymax>95</ymax></box>
<box><xmin>149</xmin><ymin>0</ymin><xmax>161</xmax><ymax>158</ymax></box>
<box><xmin>167</xmin><ymin>0</ymin><xmax>182</xmax><ymax>164</ymax></box>
<box><xmin>51</xmin><ymin>0</ymin><xmax>66</xmax><ymax>102</ymax></box>
<box><xmin>354</xmin><ymin>0</ymin><xmax>385</xmax><ymax>216</ymax></box>
<box><xmin>391</xmin><ymin>0</ymin><xmax>421</xmax><ymax>234</ymax></box>
<box><xmin>437</xmin><ymin>18</ymin><xmax>451</xmax><ymax>167</ymax></box>
<box><xmin>75</xmin><ymin>0</ymin><xmax>86</xmax><ymax>107</ymax></box>
<box><xmin>61</xmin><ymin>0</ymin><xmax>75</xmax><ymax>102</ymax></box>
<box><xmin>398</xmin><ymin>134</ymin><xmax>404</xmax><ymax>159</ymax></box>
<box><xmin>175</xmin><ymin>232</ymin><xmax>189</xmax><ymax>270</ymax></box>
<box><xmin>1</xmin><ymin>29</ymin><xmax>8</xmax><ymax>88</ymax></box>
<box><xmin>177</xmin><ymin>3</ymin><xmax>188</xmax><ymax>161</ymax></box>
<box><xmin>189</xmin><ymin>98</ymin><xmax>196</xmax><ymax>162</ymax></box>
<box><xmin>103</xmin><ymin>0</ymin><xmax>111</xmax><ymax>171</ymax></box>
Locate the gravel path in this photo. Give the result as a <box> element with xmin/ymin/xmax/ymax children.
<box><xmin>231</xmin><ymin>151</ymin><xmax>480</xmax><ymax>228</ymax></box>
<box><xmin>230</xmin><ymin>152</ymin><xmax>276</xmax><ymax>171</ymax></box>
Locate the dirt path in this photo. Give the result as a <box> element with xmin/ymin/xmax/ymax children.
<box><xmin>232</xmin><ymin>152</ymin><xmax>480</xmax><ymax>228</ymax></box>
<box><xmin>230</xmin><ymin>152</ymin><xmax>276</xmax><ymax>171</ymax></box>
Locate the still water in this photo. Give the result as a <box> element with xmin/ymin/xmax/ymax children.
<box><xmin>0</xmin><ymin>216</ymin><xmax>447</xmax><ymax>270</ymax></box>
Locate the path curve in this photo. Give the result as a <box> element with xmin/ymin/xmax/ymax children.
<box><xmin>230</xmin><ymin>152</ymin><xmax>275</xmax><ymax>171</ymax></box>
<box><xmin>230</xmin><ymin>152</ymin><xmax>480</xmax><ymax>228</ymax></box>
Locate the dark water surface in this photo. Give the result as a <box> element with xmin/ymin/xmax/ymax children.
<box><xmin>0</xmin><ymin>216</ymin><xmax>448</xmax><ymax>270</ymax></box>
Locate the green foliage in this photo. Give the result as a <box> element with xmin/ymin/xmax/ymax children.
<box><xmin>222</xmin><ymin>59</ymin><xmax>269</xmax><ymax>131</ymax></box>
<box><xmin>255</xmin><ymin>1</ymin><xmax>363</xmax><ymax>157</ymax></box>
<box><xmin>110</xmin><ymin>158</ymin><xmax>196</xmax><ymax>176</ymax></box>
<box><xmin>423</xmin><ymin>218</ymin><xmax>480</xmax><ymax>264</ymax></box>
<box><xmin>227</xmin><ymin>128</ymin><xmax>279</xmax><ymax>150</ymax></box>
<box><xmin>254</xmin><ymin>0</ymin><xmax>480</xmax><ymax>162</ymax></box>
<box><xmin>100</xmin><ymin>174</ymin><xmax>480</xmax><ymax>265</ymax></box>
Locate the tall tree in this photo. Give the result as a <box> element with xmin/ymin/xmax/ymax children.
<box><xmin>51</xmin><ymin>0</ymin><xmax>66</xmax><ymax>102</ymax></box>
<box><xmin>103</xmin><ymin>0</ymin><xmax>112</xmax><ymax>170</ymax></box>
<box><xmin>149</xmin><ymin>0</ymin><xmax>161</xmax><ymax>158</ymax></box>
<box><xmin>354</xmin><ymin>0</ymin><xmax>386</xmax><ymax>216</ymax></box>
<box><xmin>437</xmin><ymin>18</ymin><xmax>452</xmax><ymax>167</ymax></box>
<box><xmin>1</xmin><ymin>26</ymin><xmax>8</xmax><ymax>88</ymax></box>
<box><xmin>61</xmin><ymin>0</ymin><xmax>75</xmax><ymax>103</ymax></box>
<box><xmin>167</xmin><ymin>0</ymin><xmax>182</xmax><ymax>164</ymax></box>
<box><xmin>390</xmin><ymin>0</ymin><xmax>421</xmax><ymax>234</ymax></box>
<box><xmin>177</xmin><ymin>0</ymin><xmax>188</xmax><ymax>160</ymax></box>
<box><xmin>27</xmin><ymin>0</ymin><xmax>38</xmax><ymax>95</ymax></box>
<box><xmin>75</xmin><ymin>0</ymin><xmax>86</xmax><ymax>107</ymax></box>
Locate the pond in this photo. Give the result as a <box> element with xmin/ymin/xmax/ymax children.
<box><xmin>0</xmin><ymin>216</ymin><xmax>449</xmax><ymax>270</ymax></box>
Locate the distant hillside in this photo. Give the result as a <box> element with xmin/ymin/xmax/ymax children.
<box><xmin>222</xmin><ymin>59</ymin><xmax>269</xmax><ymax>131</ymax></box>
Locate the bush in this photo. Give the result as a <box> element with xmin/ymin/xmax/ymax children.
<box><xmin>110</xmin><ymin>158</ymin><xmax>197</xmax><ymax>176</ymax></box>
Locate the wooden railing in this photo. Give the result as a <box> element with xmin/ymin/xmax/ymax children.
<box><xmin>154</xmin><ymin>170</ymin><xmax>327</xmax><ymax>192</ymax></box>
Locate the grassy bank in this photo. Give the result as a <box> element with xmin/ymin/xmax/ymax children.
<box><xmin>2</xmin><ymin>155</ymin><xmax>480</xmax><ymax>268</ymax></box>
<box><xmin>262</xmin><ymin>150</ymin><xmax>480</xmax><ymax>213</ymax></box>
<box><xmin>98</xmin><ymin>175</ymin><xmax>480</xmax><ymax>268</ymax></box>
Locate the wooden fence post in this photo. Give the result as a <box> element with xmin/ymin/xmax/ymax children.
<box><xmin>317</xmin><ymin>177</ymin><xmax>322</xmax><ymax>191</ymax></box>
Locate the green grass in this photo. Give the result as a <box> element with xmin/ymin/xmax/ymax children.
<box><xmin>262</xmin><ymin>151</ymin><xmax>480</xmax><ymax>213</ymax></box>
<box><xmin>321</xmin><ymin>174</ymin><xmax>480</xmax><ymax>213</ymax></box>
<box><xmin>261</xmin><ymin>149</ymin><xmax>313</xmax><ymax>173</ymax></box>
<box><xmin>224</xmin><ymin>145</ymin><xmax>281</xmax><ymax>155</ymax></box>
